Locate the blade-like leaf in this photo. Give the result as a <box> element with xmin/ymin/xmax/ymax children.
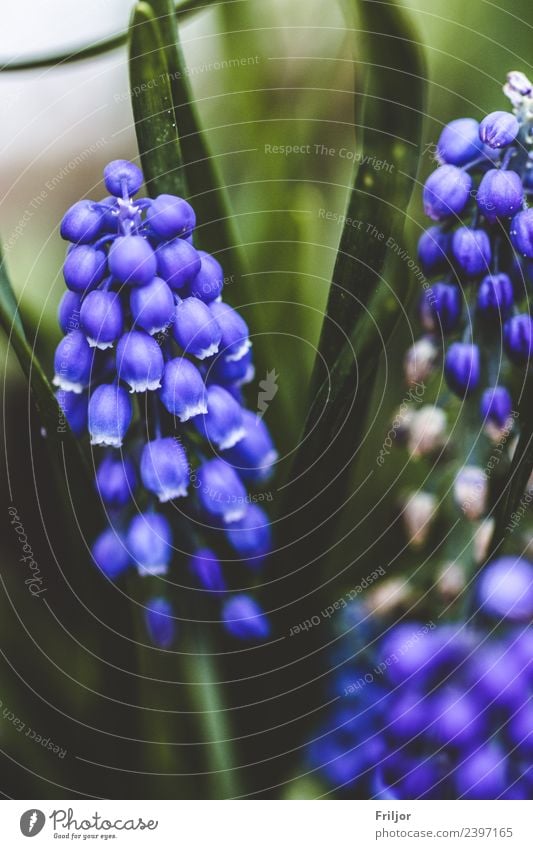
<box><xmin>129</xmin><ymin>2</ymin><xmax>186</xmax><ymax>197</ymax></box>
<box><xmin>278</xmin><ymin>0</ymin><xmax>426</xmax><ymax>545</ymax></box>
<box><xmin>147</xmin><ymin>0</ymin><xmax>247</xmax><ymax>278</ymax></box>
<box><xmin>0</xmin><ymin>255</ymin><xmax>93</xmax><ymax>485</ymax></box>
<box><xmin>489</xmin><ymin>372</ymin><xmax>533</xmax><ymax>554</ymax></box>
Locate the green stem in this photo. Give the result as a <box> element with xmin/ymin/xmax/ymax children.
<box><xmin>0</xmin><ymin>0</ymin><xmax>215</xmax><ymax>72</ymax></box>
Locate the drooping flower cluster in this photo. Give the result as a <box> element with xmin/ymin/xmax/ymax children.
<box><xmin>390</xmin><ymin>74</ymin><xmax>533</xmax><ymax>546</ymax></box>
<box><xmin>308</xmin><ymin>555</ymin><xmax>533</xmax><ymax>799</ymax></box>
<box><xmin>54</xmin><ymin>160</ymin><xmax>276</xmax><ymax>645</ymax></box>
<box><xmin>415</xmin><ymin>72</ymin><xmax>533</xmax><ymax>408</ymax></box>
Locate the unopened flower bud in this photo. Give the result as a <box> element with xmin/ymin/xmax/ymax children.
<box><xmin>417</xmin><ymin>226</ymin><xmax>451</xmax><ymax>273</ymax></box>
<box><xmin>222</xmin><ymin>594</ymin><xmax>270</xmax><ymax>640</ymax></box>
<box><xmin>146</xmin><ymin>194</ymin><xmax>195</xmax><ymax>240</ymax></box>
<box><xmin>474</xmin><ymin>518</ymin><xmax>495</xmax><ymax>564</ymax></box>
<box><xmin>403</xmin><ymin>491</ymin><xmax>437</xmax><ymax>548</ymax></box>
<box><xmin>103</xmin><ymin>159</ymin><xmax>143</xmax><ymax>197</ymax></box>
<box><xmin>504</xmin><ymin>314</ymin><xmax>533</xmax><ymax>365</ymax></box>
<box><xmin>478</xmin><ymin>555</ymin><xmax>533</xmax><ymax>621</ymax></box>
<box><xmin>423</xmin><ymin>164</ymin><xmax>471</xmax><ymax>220</ymax></box>
<box><xmin>404</xmin><ymin>337</ymin><xmax>437</xmax><ymax>385</ymax></box>
<box><xmin>366</xmin><ymin>577</ymin><xmax>412</xmax><ymax>616</ymax></box>
<box><xmin>437</xmin><ymin>118</ymin><xmax>482</xmax><ymax>166</ymax></box>
<box><xmin>503</xmin><ymin>72</ymin><xmax>533</xmax><ymax>108</ymax></box>
<box><xmin>145</xmin><ymin>597</ymin><xmax>176</xmax><ymax>648</ymax></box>
<box><xmin>452</xmin><ymin>226</ymin><xmax>492</xmax><ymax>276</ymax></box>
<box><xmin>479</xmin><ymin>110</ymin><xmax>520</xmax><ymax>148</ymax></box>
<box><xmin>510</xmin><ymin>209</ymin><xmax>533</xmax><ymax>258</ymax></box>
<box><xmin>480</xmin><ymin>386</ymin><xmax>514</xmax><ymax>443</ymax></box>
<box><xmin>421</xmin><ymin>282</ymin><xmax>462</xmax><ymax>333</ymax></box>
<box><xmin>108</xmin><ymin>235</ymin><xmax>157</xmax><ymax>287</ymax></box>
<box><xmin>477</xmin><ymin>168</ymin><xmax>523</xmax><ymax>219</ymax></box>
<box><xmin>189</xmin><ymin>548</ymin><xmax>227</xmax><ymax>593</ymax></box>
<box><xmin>477</xmin><ymin>273</ymin><xmax>514</xmax><ymax>318</ymax></box>
<box><xmin>408</xmin><ymin>405</ymin><xmax>447</xmax><ymax>457</ymax></box>
<box><xmin>91</xmin><ymin>527</ymin><xmax>130</xmax><ymax>580</ymax></box>
<box><xmin>437</xmin><ymin>561</ymin><xmax>466</xmax><ymax>600</ymax></box>
<box><xmin>454</xmin><ymin>465</ymin><xmax>488</xmax><ymax>520</ymax></box>
<box><xmin>444</xmin><ymin>342</ymin><xmax>480</xmax><ymax>397</ymax></box>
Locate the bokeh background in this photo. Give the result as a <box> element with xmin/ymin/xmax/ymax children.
<box><xmin>0</xmin><ymin>0</ymin><xmax>532</xmax><ymax>799</ymax></box>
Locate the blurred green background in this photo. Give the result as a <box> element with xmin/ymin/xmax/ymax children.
<box><xmin>1</xmin><ymin>0</ymin><xmax>532</xmax><ymax>799</ymax></box>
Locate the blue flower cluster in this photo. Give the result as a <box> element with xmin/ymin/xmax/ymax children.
<box><xmin>416</xmin><ymin>72</ymin><xmax>533</xmax><ymax>415</ymax></box>
<box><xmin>54</xmin><ymin>160</ymin><xmax>276</xmax><ymax>645</ymax></box>
<box><xmin>308</xmin><ymin>555</ymin><xmax>533</xmax><ymax>799</ymax></box>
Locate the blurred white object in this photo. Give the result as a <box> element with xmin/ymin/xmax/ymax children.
<box><xmin>403</xmin><ymin>490</ymin><xmax>437</xmax><ymax>548</ymax></box>
<box><xmin>408</xmin><ymin>404</ymin><xmax>446</xmax><ymax>458</ymax></box>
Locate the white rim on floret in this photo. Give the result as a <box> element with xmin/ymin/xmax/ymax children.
<box><xmin>217</xmin><ymin>426</ymin><xmax>246</xmax><ymax>451</ymax></box>
<box><xmin>90</xmin><ymin>434</ymin><xmax>124</xmax><ymax>448</ymax></box>
<box><xmin>223</xmin><ymin>506</ymin><xmax>247</xmax><ymax>523</ymax></box>
<box><xmin>137</xmin><ymin>563</ymin><xmax>169</xmax><ymax>577</ymax></box>
<box><xmin>178</xmin><ymin>400</ymin><xmax>208</xmax><ymax>422</ymax></box>
<box><xmin>225</xmin><ymin>338</ymin><xmax>252</xmax><ymax>363</ymax></box>
<box><xmin>194</xmin><ymin>341</ymin><xmax>220</xmax><ymax>360</ymax></box>
<box><xmin>87</xmin><ymin>337</ymin><xmax>115</xmax><ymax>350</ymax></box>
<box><xmin>127</xmin><ymin>377</ymin><xmax>162</xmax><ymax>393</ymax></box>
<box><xmin>157</xmin><ymin>483</ymin><xmax>188</xmax><ymax>503</ymax></box>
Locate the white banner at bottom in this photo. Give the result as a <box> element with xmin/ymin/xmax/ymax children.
<box><xmin>0</xmin><ymin>800</ymin><xmax>531</xmax><ymax>848</ymax></box>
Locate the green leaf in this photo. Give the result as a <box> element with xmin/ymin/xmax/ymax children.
<box><xmin>129</xmin><ymin>2</ymin><xmax>186</xmax><ymax>198</ymax></box>
<box><xmin>279</xmin><ymin>0</ymin><xmax>426</xmax><ymax>533</ymax></box>
<box><xmin>0</xmin><ymin>253</ymin><xmax>100</xmax><ymax>538</ymax></box>
<box><xmin>489</xmin><ymin>372</ymin><xmax>533</xmax><ymax>554</ymax></box>
<box><xmin>146</xmin><ymin>0</ymin><xmax>247</xmax><ymax>278</ymax></box>
<box><xmin>0</xmin><ymin>255</ymin><xmax>89</xmax><ymax>474</ymax></box>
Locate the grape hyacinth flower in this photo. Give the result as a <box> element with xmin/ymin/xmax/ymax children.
<box><xmin>410</xmin><ymin>71</ymin><xmax>533</xmax><ymax>428</ymax></box>
<box><xmin>91</xmin><ymin>527</ymin><xmax>130</xmax><ymax>580</ymax></box>
<box><xmin>308</xmin><ymin>603</ymin><xmax>533</xmax><ymax>799</ymax></box>
<box><xmin>144</xmin><ymin>597</ymin><xmax>176</xmax><ymax>648</ymax></box>
<box><xmin>189</xmin><ymin>548</ymin><xmax>227</xmax><ymax>593</ymax></box>
<box><xmin>313</xmin><ymin>67</ymin><xmax>533</xmax><ymax>789</ymax></box>
<box><xmin>95</xmin><ymin>453</ymin><xmax>136</xmax><ymax>507</ymax></box>
<box><xmin>478</xmin><ymin>555</ymin><xmax>533</xmax><ymax>621</ymax></box>
<box><xmin>444</xmin><ymin>342</ymin><xmax>480</xmax><ymax>396</ymax></box>
<box><xmin>53</xmin><ymin>160</ymin><xmax>276</xmax><ymax>642</ymax></box>
<box><xmin>127</xmin><ymin>511</ymin><xmax>173</xmax><ymax>577</ymax></box>
<box><xmin>222</xmin><ymin>595</ymin><xmax>270</xmax><ymax>640</ymax></box>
